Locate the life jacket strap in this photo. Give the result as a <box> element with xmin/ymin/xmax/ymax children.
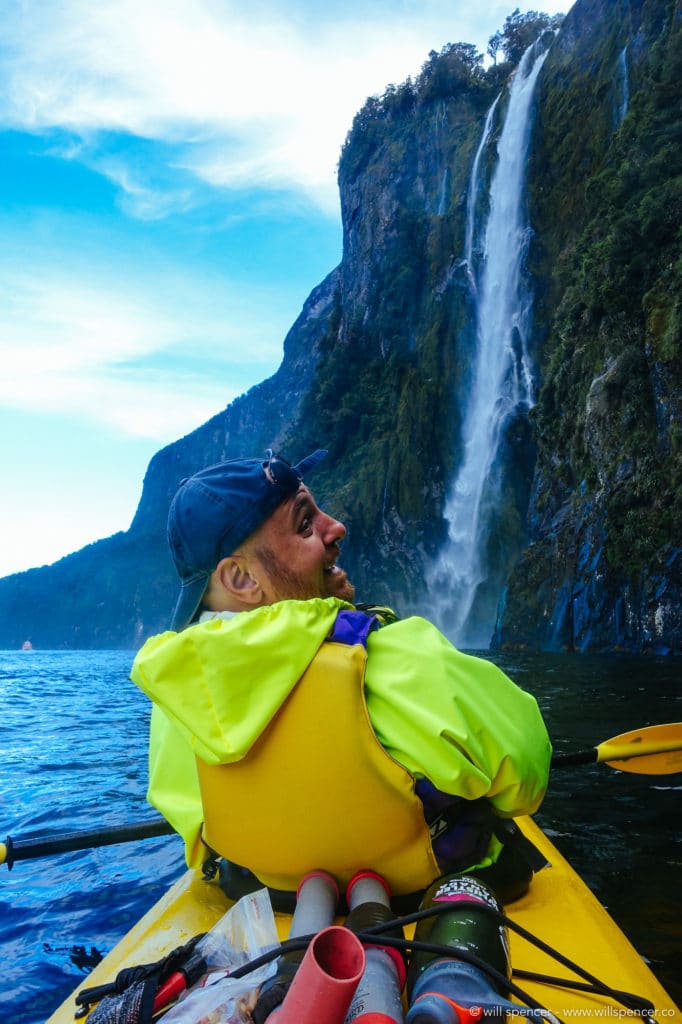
<box><xmin>493</xmin><ymin>817</ymin><xmax>549</xmax><ymax>872</ymax></box>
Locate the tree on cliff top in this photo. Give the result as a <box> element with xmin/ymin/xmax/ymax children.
<box><xmin>488</xmin><ymin>8</ymin><xmax>565</xmax><ymax>65</ymax></box>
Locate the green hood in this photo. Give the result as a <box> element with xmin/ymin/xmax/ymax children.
<box><xmin>131</xmin><ymin>597</ymin><xmax>349</xmax><ymax>765</ymax></box>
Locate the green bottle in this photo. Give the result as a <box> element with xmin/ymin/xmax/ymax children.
<box><xmin>406</xmin><ymin>874</ymin><xmax>512</xmax><ymax>1024</ymax></box>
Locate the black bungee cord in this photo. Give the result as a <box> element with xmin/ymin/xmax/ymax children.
<box><xmin>362</xmin><ymin>902</ymin><xmax>657</xmax><ymax>1021</ymax></box>
<box><xmin>82</xmin><ymin>900</ymin><xmax>655</xmax><ymax>1022</ymax></box>
<box><xmin>217</xmin><ymin>901</ymin><xmax>657</xmax><ymax>1024</ymax></box>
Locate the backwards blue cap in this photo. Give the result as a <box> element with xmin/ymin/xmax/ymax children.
<box><xmin>167</xmin><ymin>448</ymin><xmax>327</xmax><ymax>630</ymax></box>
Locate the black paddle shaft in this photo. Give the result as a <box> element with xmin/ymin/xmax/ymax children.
<box><xmin>3</xmin><ymin>817</ymin><xmax>174</xmax><ymax>868</ymax></box>
<box><xmin>550</xmin><ymin>749</ymin><xmax>598</xmax><ymax>768</ymax></box>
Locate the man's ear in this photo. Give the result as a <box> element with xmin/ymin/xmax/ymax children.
<box><xmin>213</xmin><ymin>556</ymin><xmax>264</xmax><ymax>607</ymax></box>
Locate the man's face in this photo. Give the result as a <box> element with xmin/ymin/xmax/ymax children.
<box><xmin>247</xmin><ymin>484</ymin><xmax>355</xmax><ymax>604</ymax></box>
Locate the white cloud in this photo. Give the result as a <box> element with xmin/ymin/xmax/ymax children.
<box><xmin>0</xmin><ymin>0</ymin><xmax>570</xmax><ymax>213</ymax></box>
<box><xmin>93</xmin><ymin>158</ymin><xmax>198</xmax><ymax>220</ymax></box>
<box><xmin>0</xmin><ymin>265</ymin><xmax>283</xmax><ymax>439</ymax></box>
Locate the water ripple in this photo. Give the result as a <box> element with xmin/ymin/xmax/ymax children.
<box><xmin>1</xmin><ymin>648</ymin><xmax>680</xmax><ymax>1021</ymax></box>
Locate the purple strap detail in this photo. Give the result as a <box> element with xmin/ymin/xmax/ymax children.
<box><xmin>328</xmin><ymin>609</ymin><xmax>379</xmax><ymax>648</ymax></box>
<box><xmin>415</xmin><ymin>778</ymin><xmax>493</xmax><ymax>870</ymax></box>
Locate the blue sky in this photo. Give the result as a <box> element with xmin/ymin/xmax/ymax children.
<box><xmin>0</xmin><ymin>0</ymin><xmax>567</xmax><ymax>578</ymax></box>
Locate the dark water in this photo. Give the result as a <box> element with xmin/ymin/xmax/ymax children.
<box><xmin>0</xmin><ymin>649</ymin><xmax>680</xmax><ymax>1023</ymax></box>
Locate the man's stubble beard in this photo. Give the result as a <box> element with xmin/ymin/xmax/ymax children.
<box><xmin>255</xmin><ymin>544</ymin><xmax>355</xmax><ymax>603</ymax></box>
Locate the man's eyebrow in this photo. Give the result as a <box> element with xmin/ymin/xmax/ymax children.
<box><xmin>290</xmin><ymin>489</ymin><xmax>314</xmax><ymax>521</ymax></box>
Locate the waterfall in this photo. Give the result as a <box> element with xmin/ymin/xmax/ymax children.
<box><xmin>463</xmin><ymin>95</ymin><xmax>500</xmax><ymax>291</ymax></box>
<box><xmin>617</xmin><ymin>46</ymin><xmax>629</xmax><ymax>126</ymax></box>
<box><xmin>428</xmin><ymin>38</ymin><xmax>550</xmax><ymax>648</ymax></box>
<box><xmin>437</xmin><ymin>167</ymin><xmax>449</xmax><ymax>215</ymax></box>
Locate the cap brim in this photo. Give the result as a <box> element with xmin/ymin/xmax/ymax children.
<box><xmin>294</xmin><ymin>449</ymin><xmax>328</xmax><ymax>476</ymax></box>
<box><xmin>170</xmin><ymin>575</ymin><xmax>209</xmax><ymax>632</ymax></box>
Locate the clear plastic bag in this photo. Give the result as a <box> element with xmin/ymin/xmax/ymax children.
<box><xmin>162</xmin><ymin>888</ymin><xmax>279</xmax><ymax>1024</ymax></box>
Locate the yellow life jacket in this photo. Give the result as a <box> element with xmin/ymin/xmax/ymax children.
<box><xmin>195</xmin><ymin>636</ymin><xmax>440</xmax><ymax>895</ymax></box>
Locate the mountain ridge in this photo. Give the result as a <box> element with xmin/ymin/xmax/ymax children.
<box><xmin>1</xmin><ymin>0</ymin><xmax>679</xmax><ymax>653</ymax></box>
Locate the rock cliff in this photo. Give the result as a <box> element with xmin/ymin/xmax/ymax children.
<box><xmin>0</xmin><ymin>0</ymin><xmax>678</xmax><ymax>653</ymax></box>
<box><xmin>494</xmin><ymin>0</ymin><xmax>681</xmax><ymax>653</ymax></box>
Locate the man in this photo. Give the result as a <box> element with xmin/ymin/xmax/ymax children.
<box><xmin>131</xmin><ymin>448</ymin><xmax>551</xmax><ymax>899</ymax></box>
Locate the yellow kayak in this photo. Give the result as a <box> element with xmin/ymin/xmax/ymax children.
<box><xmin>46</xmin><ymin>817</ymin><xmax>680</xmax><ymax>1022</ymax></box>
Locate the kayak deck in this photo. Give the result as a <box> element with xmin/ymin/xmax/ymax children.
<box><xmin>46</xmin><ymin>817</ymin><xmax>680</xmax><ymax>1022</ymax></box>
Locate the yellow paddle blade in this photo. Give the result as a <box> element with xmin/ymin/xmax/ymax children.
<box><xmin>596</xmin><ymin>722</ymin><xmax>682</xmax><ymax>775</ymax></box>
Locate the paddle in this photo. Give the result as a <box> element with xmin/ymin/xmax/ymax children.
<box><xmin>0</xmin><ymin>817</ymin><xmax>173</xmax><ymax>870</ymax></box>
<box><xmin>3</xmin><ymin>723</ymin><xmax>680</xmax><ymax>869</ymax></box>
<box><xmin>550</xmin><ymin>722</ymin><xmax>682</xmax><ymax>774</ymax></box>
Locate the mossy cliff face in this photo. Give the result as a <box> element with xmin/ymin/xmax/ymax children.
<box><xmin>285</xmin><ymin>60</ymin><xmax>503</xmax><ymax>608</ymax></box>
<box><xmin>495</xmin><ymin>0</ymin><xmax>681</xmax><ymax>653</ymax></box>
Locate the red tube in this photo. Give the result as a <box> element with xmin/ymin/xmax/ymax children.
<box><xmin>151</xmin><ymin>951</ymin><xmax>207</xmax><ymax>1013</ymax></box>
<box><xmin>346</xmin><ymin>870</ymin><xmax>392</xmax><ymax>909</ymax></box>
<box><xmin>354</xmin><ymin>1016</ymin><xmax>408</xmax><ymax>1024</ymax></box>
<box><xmin>152</xmin><ymin>971</ymin><xmax>187</xmax><ymax>1013</ymax></box>
<box><xmin>267</xmin><ymin>925</ymin><xmax>365</xmax><ymax>1024</ymax></box>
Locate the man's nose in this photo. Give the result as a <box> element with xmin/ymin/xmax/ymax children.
<box><xmin>322</xmin><ymin>513</ymin><xmax>346</xmax><ymax>545</ymax></box>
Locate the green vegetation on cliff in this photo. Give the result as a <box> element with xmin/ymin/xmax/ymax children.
<box><xmin>530</xmin><ymin>0</ymin><xmax>681</xmax><ymax>574</ymax></box>
<box><xmin>289</xmin><ymin>11</ymin><xmax>559</xmax><ymax>606</ymax></box>
<box><xmin>492</xmin><ymin>0</ymin><xmax>681</xmax><ymax>653</ymax></box>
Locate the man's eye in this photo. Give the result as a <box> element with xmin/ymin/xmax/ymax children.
<box><xmin>299</xmin><ymin>516</ymin><xmax>312</xmax><ymax>533</ymax></box>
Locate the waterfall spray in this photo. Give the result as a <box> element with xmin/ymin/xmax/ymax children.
<box><xmin>428</xmin><ymin>37</ymin><xmax>551</xmax><ymax>648</ymax></box>
<box><xmin>617</xmin><ymin>46</ymin><xmax>629</xmax><ymax>126</ymax></box>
